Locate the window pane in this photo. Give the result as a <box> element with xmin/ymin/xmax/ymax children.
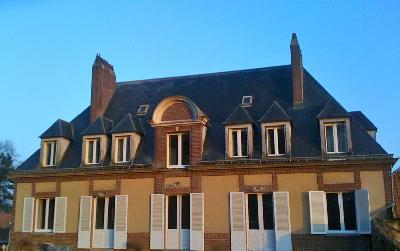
<box><xmin>326</xmin><ymin>126</ymin><xmax>335</xmax><ymax>152</ymax></box>
<box><xmin>95</xmin><ymin>198</ymin><xmax>105</xmax><ymax>229</ymax></box>
<box><xmin>277</xmin><ymin>127</ymin><xmax>286</xmax><ymax>154</ymax></box>
<box><xmin>232</xmin><ymin>131</ymin><xmax>238</xmax><ymax>156</ymax></box>
<box><xmin>37</xmin><ymin>199</ymin><xmax>46</xmax><ymax>229</ymax></box>
<box><xmin>267</xmin><ymin>129</ymin><xmax>275</xmax><ymax>155</ymax></box>
<box><xmin>182</xmin><ymin>133</ymin><xmax>190</xmax><ymax>165</ymax></box>
<box><xmin>88</xmin><ymin>141</ymin><xmax>94</xmax><ymax>163</ymax></box>
<box><xmin>326</xmin><ymin>193</ymin><xmax>341</xmax><ymax>230</ymax></box>
<box><xmin>48</xmin><ymin>198</ymin><xmax>55</xmax><ymax>229</ymax></box>
<box><xmin>117</xmin><ymin>138</ymin><xmax>124</xmax><ymax>162</ymax></box>
<box><xmin>95</xmin><ymin>139</ymin><xmax>100</xmax><ymax>163</ymax></box>
<box><xmin>168</xmin><ymin>196</ymin><xmax>177</xmax><ymax>229</ymax></box>
<box><xmin>262</xmin><ymin>193</ymin><xmax>274</xmax><ymax>230</ymax></box>
<box><xmin>181</xmin><ymin>195</ymin><xmax>190</xmax><ymax>229</ymax></box>
<box><xmin>241</xmin><ymin>129</ymin><xmax>248</xmax><ymax>156</ymax></box>
<box><xmin>169</xmin><ymin>135</ymin><xmax>178</xmax><ymax>165</ymax></box>
<box><xmin>342</xmin><ymin>192</ymin><xmax>357</xmax><ymax>230</ymax></box>
<box><xmin>125</xmin><ymin>137</ymin><xmax>131</xmax><ymax>161</ymax></box>
<box><xmin>52</xmin><ymin>142</ymin><xmax>57</xmax><ymax>164</ymax></box>
<box><xmin>46</xmin><ymin>143</ymin><xmax>52</xmax><ymax>165</ymax></box>
<box><xmin>337</xmin><ymin>123</ymin><xmax>347</xmax><ymax>153</ymax></box>
<box><xmin>107</xmin><ymin>197</ymin><xmax>115</xmax><ymax>229</ymax></box>
<box><xmin>247</xmin><ymin>194</ymin><xmax>259</xmax><ymax>229</ymax></box>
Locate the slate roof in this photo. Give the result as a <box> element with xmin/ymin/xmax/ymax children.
<box><xmin>110</xmin><ymin>113</ymin><xmax>144</xmax><ymax>134</ymax></box>
<box><xmin>18</xmin><ymin>65</ymin><xmax>388</xmax><ymax>170</ymax></box>
<box><xmin>223</xmin><ymin>105</ymin><xmax>253</xmax><ymax>125</ymax></box>
<box><xmin>259</xmin><ymin>101</ymin><xmax>291</xmax><ymax>123</ymax></box>
<box><xmin>40</xmin><ymin>119</ymin><xmax>74</xmax><ymax>140</ymax></box>
<box><xmin>81</xmin><ymin>116</ymin><xmax>113</xmax><ymax>135</ymax></box>
<box><xmin>350</xmin><ymin>111</ymin><xmax>377</xmax><ymax>131</ymax></box>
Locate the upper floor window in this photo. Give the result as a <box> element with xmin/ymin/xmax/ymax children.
<box><xmin>86</xmin><ymin>138</ymin><xmax>101</xmax><ymax>164</ymax></box>
<box><xmin>266</xmin><ymin>126</ymin><xmax>286</xmax><ymax>156</ymax></box>
<box><xmin>168</xmin><ymin>133</ymin><xmax>190</xmax><ymax>168</ymax></box>
<box><xmin>229</xmin><ymin>128</ymin><xmax>248</xmax><ymax>157</ymax></box>
<box><xmin>116</xmin><ymin>136</ymin><xmax>131</xmax><ymax>163</ymax></box>
<box><xmin>325</xmin><ymin>122</ymin><xmax>347</xmax><ymax>153</ymax></box>
<box><xmin>44</xmin><ymin>141</ymin><xmax>57</xmax><ymax>166</ymax></box>
<box><xmin>35</xmin><ymin>198</ymin><xmax>55</xmax><ymax>232</ymax></box>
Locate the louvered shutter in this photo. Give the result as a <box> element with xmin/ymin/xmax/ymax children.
<box><xmin>150</xmin><ymin>194</ymin><xmax>165</xmax><ymax>250</ymax></box>
<box><xmin>355</xmin><ymin>189</ymin><xmax>371</xmax><ymax>234</ymax></box>
<box><xmin>309</xmin><ymin>191</ymin><xmax>327</xmax><ymax>234</ymax></box>
<box><xmin>229</xmin><ymin>192</ymin><xmax>246</xmax><ymax>251</ymax></box>
<box><xmin>114</xmin><ymin>195</ymin><xmax>128</xmax><ymax>249</ymax></box>
<box><xmin>190</xmin><ymin>193</ymin><xmax>204</xmax><ymax>251</ymax></box>
<box><xmin>78</xmin><ymin>196</ymin><xmax>92</xmax><ymax>249</ymax></box>
<box><xmin>273</xmin><ymin>192</ymin><xmax>292</xmax><ymax>251</ymax></box>
<box><xmin>53</xmin><ymin>197</ymin><xmax>67</xmax><ymax>233</ymax></box>
<box><xmin>22</xmin><ymin>197</ymin><xmax>34</xmax><ymax>233</ymax></box>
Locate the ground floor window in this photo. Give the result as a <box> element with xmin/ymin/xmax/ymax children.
<box><xmin>247</xmin><ymin>193</ymin><xmax>274</xmax><ymax>230</ymax></box>
<box><xmin>35</xmin><ymin>198</ymin><xmax>55</xmax><ymax>232</ymax></box>
<box><xmin>95</xmin><ymin>197</ymin><xmax>115</xmax><ymax>230</ymax></box>
<box><xmin>326</xmin><ymin>191</ymin><xmax>357</xmax><ymax>232</ymax></box>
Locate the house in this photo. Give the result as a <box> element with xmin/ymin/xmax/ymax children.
<box><xmin>9</xmin><ymin>34</ymin><xmax>397</xmax><ymax>250</ymax></box>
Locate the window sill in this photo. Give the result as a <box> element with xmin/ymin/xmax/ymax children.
<box><xmin>167</xmin><ymin>165</ymin><xmax>188</xmax><ymax>169</ymax></box>
<box><xmin>33</xmin><ymin>230</ymin><xmax>54</xmax><ymax>234</ymax></box>
<box><xmin>325</xmin><ymin>231</ymin><xmax>359</xmax><ymax>236</ymax></box>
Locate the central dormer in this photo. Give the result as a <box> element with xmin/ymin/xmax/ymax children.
<box><xmin>151</xmin><ymin>96</ymin><xmax>208</xmax><ymax>168</ymax></box>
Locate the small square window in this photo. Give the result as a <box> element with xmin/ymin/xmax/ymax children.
<box><xmin>242</xmin><ymin>96</ymin><xmax>253</xmax><ymax>107</ymax></box>
<box><xmin>137</xmin><ymin>105</ymin><xmax>149</xmax><ymax>115</ymax></box>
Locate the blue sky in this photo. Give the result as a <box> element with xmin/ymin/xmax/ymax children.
<box><xmin>0</xmin><ymin>1</ymin><xmax>399</xmax><ymax>169</ymax></box>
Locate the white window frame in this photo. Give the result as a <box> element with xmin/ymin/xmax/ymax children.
<box><xmin>324</xmin><ymin>122</ymin><xmax>347</xmax><ymax>154</ymax></box>
<box><xmin>137</xmin><ymin>104</ymin><xmax>149</xmax><ymax>115</ymax></box>
<box><xmin>85</xmin><ymin>138</ymin><xmax>101</xmax><ymax>165</ymax></box>
<box><xmin>44</xmin><ymin>141</ymin><xmax>57</xmax><ymax>166</ymax></box>
<box><xmin>245</xmin><ymin>193</ymin><xmax>273</xmax><ymax>231</ymax></box>
<box><xmin>167</xmin><ymin>133</ymin><xmax>190</xmax><ymax>168</ymax></box>
<box><xmin>265</xmin><ymin>126</ymin><xmax>286</xmax><ymax>156</ymax></box>
<box><xmin>93</xmin><ymin>197</ymin><xmax>114</xmax><ymax>231</ymax></box>
<box><xmin>229</xmin><ymin>128</ymin><xmax>249</xmax><ymax>158</ymax></box>
<box><xmin>326</xmin><ymin>192</ymin><xmax>358</xmax><ymax>234</ymax></box>
<box><xmin>35</xmin><ymin>198</ymin><xmax>55</xmax><ymax>233</ymax></box>
<box><xmin>242</xmin><ymin>96</ymin><xmax>253</xmax><ymax>107</ymax></box>
<box><xmin>115</xmin><ymin>136</ymin><xmax>130</xmax><ymax>163</ymax></box>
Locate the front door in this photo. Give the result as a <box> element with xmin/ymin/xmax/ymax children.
<box><xmin>246</xmin><ymin>193</ymin><xmax>275</xmax><ymax>251</ymax></box>
<box><xmin>166</xmin><ymin>194</ymin><xmax>190</xmax><ymax>250</ymax></box>
<box><xmin>93</xmin><ymin>197</ymin><xmax>115</xmax><ymax>249</ymax></box>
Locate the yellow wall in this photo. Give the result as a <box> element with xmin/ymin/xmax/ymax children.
<box><xmin>93</xmin><ymin>180</ymin><xmax>116</xmax><ymax>191</ymax></box>
<box><xmin>165</xmin><ymin>177</ymin><xmax>190</xmax><ymax>188</ymax></box>
<box><xmin>244</xmin><ymin>174</ymin><xmax>272</xmax><ymax>186</ymax></box>
<box><xmin>14</xmin><ymin>183</ymin><xmax>32</xmax><ymax>232</ymax></box>
<box><xmin>202</xmin><ymin>175</ymin><xmax>239</xmax><ymax>233</ymax></box>
<box><xmin>323</xmin><ymin>172</ymin><xmax>354</xmax><ymax>184</ymax></box>
<box><xmin>278</xmin><ymin>173</ymin><xmax>318</xmax><ymax>234</ymax></box>
<box><xmin>121</xmin><ymin>178</ymin><xmax>154</xmax><ymax>233</ymax></box>
<box><xmin>60</xmin><ymin>181</ymin><xmax>89</xmax><ymax>233</ymax></box>
<box><xmin>35</xmin><ymin>182</ymin><xmax>56</xmax><ymax>192</ymax></box>
<box><xmin>360</xmin><ymin>171</ymin><xmax>386</xmax><ymax>213</ymax></box>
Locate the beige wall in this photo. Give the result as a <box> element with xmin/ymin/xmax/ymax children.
<box><xmin>93</xmin><ymin>180</ymin><xmax>116</xmax><ymax>191</ymax></box>
<box><xmin>278</xmin><ymin>173</ymin><xmax>318</xmax><ymax>234</ymax></box>
<box><xmin>121</xmin><ymin>178</ymin><xmax>154</xmax><ymax>233</ymax></box>
<box><xmin>244</xmin><ymin>174</ymin><xmax>272</xmax><ymax>186</ymax></box>
<box><xmin>60</xmin><ymin>181</ymin><xmax>89</xmax><ymax>233</ymax></box>
<box><xmin>165</xmin><ymin>177</ymin><xmax>190</xmax><ymax>187</ymax></box>
<box><xmin>323</xmin><ymin>172</ymin><xmax>354</xmax><ymax>184</ymax></box>
<box><xmin>35</xmin><ymin>182</ymin><xmax>56</xmax><ymax>192</ymax></box>
<box><xmin>202</xmin><ymin>175</ymin><xmax>239</xmax><ymax>233</ymax></box>
<box><xmin>360</xmin><ymin>171</ymin><xmax>386</xmax><ymax>213</ymax></box>
<box><xmin>14</xmin><ymin>183</ymin><xmax>32</xmax><ymax>232</ymax></box>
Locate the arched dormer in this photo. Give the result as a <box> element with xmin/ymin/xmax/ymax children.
<box><xmin>151</xmin><ymin>96</ymin><xmax>208</xmax><ymax>168</ymax></box>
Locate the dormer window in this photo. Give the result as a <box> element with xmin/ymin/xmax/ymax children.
<box><xmin>44</xmin><ymin>141</ymin><xmax>57</xmax><ymax>166</ymax></box>
<box><xmin>115</xmin><ymin>136</ymin><xmax>131</xmax><ymax>163</ymax></box>
<box><xmin>229</xmin><ymin>128</ymin><xmax>248</xmax><ymax>157</ymax></box>
<box><xmin>266</xmin><ymin>126</ymin><xmax>286</xmax><ymax>156</ymax></box>
<box><xmin>85</xmin><ymin>138</ymin><xmax>101</xmax><ymax>164</ymax></box>
<box><xmin>324</xmin><ymin>122</ymin><xmax>347</xmax><ymax>154</ymax></box>
<box><xmin>168</xmin><ymin>132</ymin><xmax>190</xmax><ymax>168</ymax></box>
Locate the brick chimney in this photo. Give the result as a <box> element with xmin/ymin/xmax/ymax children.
<box><xmin>290</xmin><ymin>33</ymin><xmax>304</xmax><ymax>108</ymax></box>
<box><xmin>90</xmin><ymin>54</ymin><xmax>116</xmax><ymax>122</ymax></box>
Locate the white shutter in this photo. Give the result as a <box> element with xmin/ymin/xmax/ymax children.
<box><xmin>309</xmin><ymin>191</ymin><xmax>327</xmax><ymax>234</ymax></box>
<box><xmin>229</xmin><ymin>192</ymin><xmax>246</xmax><ymax>251</ymax></box>
<box><xmin>355</xmin><ymin>189</ymin><xmax>371</xmax><ymax>234</ymax></box>
<box><xmin>53</xmin><ymin>197</ymin><xmax>67</xmax><ymax>233</ymax></box>
<box><xmin>190</xmin><ymin>193</ymin><xmax>204</xmax><ymax>251</ymax></box>
<box><xmin>22</xmin><ymin>197</ymin><xmax>34</xmax><ymax>233</ymax></box>
<box><xmin>114</xmin><ymin>195</ymin><xmax>128</xmax><ymax>249</ymax></box>
<box><xmin>78</xmin><ymin>196</ymin><xmax>92</xmax><ymax>249</ymax></box>
<box><xmin>150</xmin><ymin>194</ymin><xmax>165</xmax><ymax>250</ymax></box>
<box><xmin>273</xmin><ymin>192</ymin><xmax>292</xmax><ymax>251</ymax></box>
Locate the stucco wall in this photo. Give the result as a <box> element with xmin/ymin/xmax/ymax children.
<box><xmin>14</xmin><ymin>183</ymin><xmax>32</xmax><ymax>232</ymax></box>
<box><xmin>323</xmin><ymin>172</ymin><xmax>354</xmax><ymax>184</ymax></box>
<box><xmin>360</xmin><ymin>170</ymin><xmax>385</xmax><ymax>213</ymax></box>
<box><xmin>244</xmin><ymin>174</ymin><xmax>272</xmax><ymax>185</ymax></box>
<box><xmin>35</xmin><ymin>182</ymin><xmax>56</xmax><ymax>192</ymax></box>
<box><xmin>165</xmin><ymin>177</ymin><xmax>190</xmax><ymax>187</ymax></box>
<box><xmin>93</xmin><ymin>179</ymin><xmax>116</xmax><ymax>191</ymax></box>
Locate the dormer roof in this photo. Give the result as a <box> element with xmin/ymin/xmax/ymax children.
<box><xmin>259</xmin><ymin>101</ymin><xmax>291</xmax><ymax>123</ymax></box>
<box><xmin>40</xmin><ymin>119</ymin><xmax>74</xmax><ymax>140</ymax></box>
<box><xmin>111</xmin><ymin>113</ymin><xmax>144</xmax><ymax>135</ymax></box>
<box><xmin>317</xmin><ymin>98</ymin><xmax>349</xmax><ymax>119</ymax></box>
<box><xmin>82</xmin><ymin>116</ymin><xmax>113</xmax><ymax>135</ymax></box>
<box><xmin>223</xmin><ymin>105</ymin><xmax>253</xmax><ymax>125</ymax></box>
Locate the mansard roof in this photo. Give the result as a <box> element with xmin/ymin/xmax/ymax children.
<box><xmin>110</xmin><ymin>113</ymin><xmax>144</xmax><ymax>134</ymax></box>
<box><xmin>223</xmin><ymin>105</ymin><xmax>253</xmax><ymax>125</ymax></box>
<box><xmin>81</xmin><ymin>116</ymin><xmax>113</xmax><ymax>135</ymax></box>
<box><xmin>350</xmin><ymin>111</ymin><xmax>377</xmax><ymax>131</ymax></box>
<box><xmin>259</xmin><ymin>101</ymin><xmax>291</xmax><ymax>123</ymax></box>
<box><xmin>18</xmin><ymin>65</ymin><xmax>388</xmax><ymax>170</ymax></box>
<box><xmin>40</xmin><ymin>119</ymin><xmax>74</xmax><ymax>140</ymax></box>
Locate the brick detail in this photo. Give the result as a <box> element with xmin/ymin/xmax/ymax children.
<box><xmin>317</xmin><ymin>171</ymin><xmax>323</xmax><ymax>190</ymax></box>
<box><xmin>320</xmin><ymin>183</ymin><xmax>357</xmax><ymax>192</ymax></box>
<box><xmin>383</xmin><ymin>166</ymin><xmax>393</xmax><ymax>205</ymax></box>
<box><xmin>116</xmin><ymin>178</ymin><xmax>121</xmax><ymax>194</ymax></box>
<box><xmin>239</xmin><ymin>175</ymin><xmax>244</xmax><ymax>192</ymax></box>
<box><xmin>35</xmin><ymin>192</ymin><xmax>58</xmax><ymax>197</ymax></box>
<box><xmin>204</xmin><ymin>233</ymin><xmax>230</xmax><ymax>251</ymax></box>
<box><xmin>127</xmin><ymin>232</ymin><xmax>150</xmax><ymax>250</ymax></box>
<box><xmin>243</xmin><ymin>185</ymin><xmax>274</xmax><ymax>193</ymax></box>
<box><xmin>154</xmin><ymin>175</ymin><xmax>164</xmax><ymax>194</ymax></box>
<box><xmin>164</xmin><ymin>186</ymin><xmax>190</xmax><ymax>195</ymax></box>
<box><xmin>291</xmin><ymin>234</ymin><xmax>370</xmax><ymax>251</ymax></box>
<box><xmin>56</xmin><ymin>181</ymin><xmax>61</xmax><ymax>196</ymax></box>
<box><xmin>354</xmin><ymin>169</ymin><xmax>361</xmax><ymax>189</ymax></box>
<box><xmin>161</xmin><ymin>103</ymin><xmax>192</xmax><ymax>121</ymax></box>
<box><xmin>90</xmin><ymin>189</ymin><xmax>119</xmax><ymax>196</ymax></box>
<box><xmin>31</xmin><ymin>182</ymin><xmax>36</xmax><ymax>196</ymax></box>
<box><xmin>272</xmin><ymin>173</ymin><xmax>278</xmax><ymax>191</ymax></box>
<box><xmin>191</xmin><ymin>175</ymin><xmax>201</xmax><ymax>193</ymax></box>
<box><xmin>11</xmin><ymin>232</ymin><xmax>77</xmax><ymax>250</ymax></box>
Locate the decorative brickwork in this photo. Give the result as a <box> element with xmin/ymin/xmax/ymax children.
<box><xmin>154</xmin><ymin>175</ymin><xmax>164</xmax><ymax>194</ymax></box>
<box><xmin>11</xmin><ymin>232</ymin><xmax>77</xmax><ymax>250</ymax></box>
<box><xmin>161</xmin><ymin>102</ymin><xmax>192</xmax><ymax>121</ymax></box>
<box><xmin>190</xmin><ymin>175</ymin><xmax>201</xmax><ymax>193</ymax></box>
<box><xmin>204</xmin><ymin>233</ymin><xmax>230</xmax><ymax>251</ymax></box>
<box><xmin>127</xmin><ymin>232</ymin><xmax>150</xmax><ymax>250</ymax></box>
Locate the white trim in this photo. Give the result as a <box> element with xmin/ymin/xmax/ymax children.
<box><xmin>326</xmin><ymin>192</ymin><xmax>358</xmax><ymax>234</ymax></box>
<box><xmin>228</xmin><ymin>127</ymin><xmax>249</xmax><ymax>158</ymax></box>
<box><xmin>54</xmin><ymin>197</ymin><xmax>68</xmax><ymax>233</ymax></box>
<box><xmin>34</xmin><ymin>198</ymin><xmax>54</xmax><ymax>232</ymax></box>
<box><xmin>167</xmin><ymin>133</ymin><xmax>190</xmax><ymax>168</ymax></box>
<box><xmin>320</xmin><ymin>119</ymin><xmax>351</xmax><ymax>154</ymax></box>
<box><xmin>309</xmin><ymin>191</ymin><xmax>327</xmax><ymax>234</ymax></box>
<box><xmin>85</xmin><ymin>138</ymin><xmax>101</xmax><ymax>164</ymax></box>
<box><xmin>137</xmin><ymin>104</ymin><xmax>149</xmax><ymax>115</ymax></box>
<box><xmin>22</xmin><ymin>197</ymin><xmax>34</xmax><ymax>233</ymax></box>
<box><xmin>43</xmin><ymin>141</ymin><xmax>57</xmax><ymax>166</ymax></box>
<box><xmin>115</xmin><ymin>136</ymin><xmax>130</xmax><ymax>163</ymax></box>
<box><xmin>265</xmin><ymin>126</ymin><xmax>286</xmax><ymax>156</ymax></box>
<box><xmin>241</xmin><ymin>96</ymin><xmax>253</xmax><ymax>107</ymax></box>
<box><xmin>261</xmin><ymin>122</ymin><xmax>291</xmax><ymax>157</ymax></box>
